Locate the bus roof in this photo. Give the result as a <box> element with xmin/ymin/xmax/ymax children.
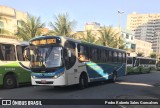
<box><xmin>30</xmin><ymin>35</ymin><xmax>126</xmax><ymax>53</ymax></box>
<box><xmin>0</xmin><ymin>38</ymin><xmax>29</xmax><ymax>45</ymax></box>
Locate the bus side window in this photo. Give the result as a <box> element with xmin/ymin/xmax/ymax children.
<box><xmin>64</xmin><ymin>41</ymin><xmax>76</xmax><ymax>70</ymax></box>
<box><xmin>0</xmin><ymin>44</ymin><xmax>4</xmax><ymax>60</ymax></box>
<box><xmin>105</xmin><ymin>50</ymin><xmax>109</xmax><ymax>63</ymax></box>
<box><xmin>1</xmin><ymin>44</ymin><xmax>16</xmax><ymax>61</ymax></box>
<box><xmin>77</xmin><ymin>44</ymin><xmax>89</xmax><ymax>62</ymax></box>
<box><xmin>113</xmin><ymin>52</ymin><xmax>117</xmax><ymax>62</ymax></box>
<box><xmin>109</xmin><ymin>51</ymin><xmax>112</xmax><ymax>62</ymax></box>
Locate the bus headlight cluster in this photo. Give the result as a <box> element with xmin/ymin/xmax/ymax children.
<box><xmin>53</xmin><ymin>72</ymin><xmax>64</xmax><ymax>79</ymax></box>
<box><xmin>32</xmin><ymin>75</ymin><xmax>37</xmax><ymax>79</ymax></box>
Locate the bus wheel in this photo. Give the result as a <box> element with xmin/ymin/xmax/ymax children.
<box><xmin>111</xmin><ymin>72</ymin><xmax>117</xmax><ymax>82</ymax></box>
<box><xmin>3</xmin><ymin>74</ymin><xmax>17</xmax><ymax>89</ymax></box>
<box><xmin>78</xmin><ymin>74</ymin><xmax>88</xmax><ymax>89</ymax></box>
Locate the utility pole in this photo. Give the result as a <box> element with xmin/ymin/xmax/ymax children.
<box><xmin>117</xmin><ymin>10</ymin><xmax>124</xmax><ymax>31</ymax></box>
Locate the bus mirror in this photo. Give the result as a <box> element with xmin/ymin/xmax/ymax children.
<box><xmin>67</xmin><ymin>50</ymin><xmax>71</xmax><ymax>58</ymax></box>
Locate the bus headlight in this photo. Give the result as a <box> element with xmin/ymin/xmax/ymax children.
<box><xmin>53</xmin><ymin>72</ymin><xmax>64</xmax><ymax>79</ymax></box>
<box><xmin>32</xmin><ymin>75</ymin><xmax>37</xmax><ymax>79</ymax></box>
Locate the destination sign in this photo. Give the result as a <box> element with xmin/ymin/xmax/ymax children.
<box><xmin>31</xmin><ymin>38</ymin><xmax>57</xmax><ymax>45</ymax></box>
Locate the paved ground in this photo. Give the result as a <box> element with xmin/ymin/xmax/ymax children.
<box><xmin>1</xmin><ymin>71</ymin><xmax>160</xmax><ymax>108</ymax></box>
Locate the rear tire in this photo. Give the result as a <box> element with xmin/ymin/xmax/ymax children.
<box><xmin>3</xmin><ymin>74</ymin><xmax>17</xmax><ymax>89</ymax></box>
<box><xmin>78</xmin><ymin>74</ymin><xmax>88</xmax><ymax>89</ymax></box>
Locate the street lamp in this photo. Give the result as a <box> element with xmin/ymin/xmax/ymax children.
<box><xmin>117</xmin><ymin>10</ymin><xmax>124</xmax><ymax>31</ymax></box>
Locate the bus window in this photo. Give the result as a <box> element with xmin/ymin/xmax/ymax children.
<box><xmin>109</xmin><ymin>51</ymin><xmax>112</xmax><ymax>62</ymax></box>
<box><xmin>123</xmin><ymin>53</ymin><xmax>126</xmax><ymax>63</ymax></box>
<box><xmin>64</xmin><ymin>41</ymin><xmax>76</xmax><ymax>69</ymax></box>
<box><xmin>105</xmin><ymin>50</ymin><xmax>109</xmax><ymax>63</ymax></box>
<box><xmin>113</xmin><ymin>52</ymin><xmax>117</xmax><ymax>62</ymax></box>
<box><xmin>17</xmin><ymin>45</ymin><xmax>28</xmax><ymax>61</ymax></box>
<box><xmin>101</xmin><ymin>49</ymin><xmax>106</xmax><ymax>63</ymax></box>
<box><xmin>118</xmin><ymin>52</ymin><xmax>122</xmax><ymax>62</ymax></box>
<box><xmin>0</xmin><ymin>44</ymin><xmax>16</xmax><ymax>61</ymax></box>
<box><xmin>90</xmin><ymin>46</ymin><xmax>98</xmax><ymax>62</ymax></box>
<box><xmin>77</xmin><ymin>44</ymin><xmax>89</xmax><ymax>62</ymax></box>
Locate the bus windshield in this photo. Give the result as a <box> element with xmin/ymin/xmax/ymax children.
<box><xmin>30</xmin><ymin>46</ymin><xmax>62</xmax><ymax>69</ymax></box>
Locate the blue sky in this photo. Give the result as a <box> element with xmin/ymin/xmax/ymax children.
<box><xmin>0</xmin><ymin>0</ymin><xmax>160</xmax><ymax>31</ymax></box>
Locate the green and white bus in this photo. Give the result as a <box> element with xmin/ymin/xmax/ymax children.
<box><xmin>25</xmin><ymin>36</ymin><xmax>126</xmax><ymax>89</ymax></box>
<box><xmin>0</xmin><ymin>38</ymin><xmax>31</xmax><ymax>89</ymax></box>
<box><xmin>127</xmin><ymin>56</ymin><xmax>156</xmax><ymax>74</ymax></box>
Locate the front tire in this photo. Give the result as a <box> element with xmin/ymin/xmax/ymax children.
<box><xmin>78</xmin><ymin>74</ymin><xmax>88</xmax><ymax>89</ymax></box>
<box><xmin>3</xmin><ymin>74</ymin><xmax>17</xmax><ymax>89</ymax></box>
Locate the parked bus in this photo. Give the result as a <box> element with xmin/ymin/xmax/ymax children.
<box><xmin>25</xmin><ymin>36</ymin><xmax>126</xmax><ymax>89</ymax></box>
<box><xmin>0</xmin><ymin>38</ymin><xmax>31</xmax><ymax>89</ymax></box>
<box><xmin>127</xmin><ymin>56</ymin><xmax>156</xmax><ymax>73</ymax></box>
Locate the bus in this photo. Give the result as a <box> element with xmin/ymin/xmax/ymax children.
<box><xmin>25</xmin><ymin>36</ymin><xmax>126</xmax><ymax>89</ymax></box>
<box><xmin>0</xmin><ymin>38</ymin><xmax>31</xmax><ymax>89</ymax></box>
<box><xmin>127</xmin><ymin>56</ymin><xmax>156</xmax><ymax>74</ymax></box>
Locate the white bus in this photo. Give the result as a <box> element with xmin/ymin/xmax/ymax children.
<box><xmin>25</xmin><ymin>36</ymin><xmax>126</xmax><ymax>89</ymax></box>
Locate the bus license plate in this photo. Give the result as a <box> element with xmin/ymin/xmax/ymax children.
<box><xmin>41</xmin><ymin>80</ymin><xmax>47</xmax><ymax>83</ymax></box>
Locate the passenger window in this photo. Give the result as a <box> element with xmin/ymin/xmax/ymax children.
<box><xmin>77</xmin><ymin>44</ymin><xmax>89</xmax><ymax>62</ymax></box>
<box><xmin>0</xmin><ymin>44</ymin><xmax>16</xmax><ymax>61</ymax></box>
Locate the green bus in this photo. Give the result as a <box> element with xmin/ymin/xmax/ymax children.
<box><xmin>0</xmin><ymin>38</ymin><xmax>31</xmax><ymax>89</ymax></box>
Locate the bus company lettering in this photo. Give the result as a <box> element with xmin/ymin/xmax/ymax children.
<box><xmin>5</xmin><ymin>68</ymin><xmax>15</xmax><ymax>71</ymax></box>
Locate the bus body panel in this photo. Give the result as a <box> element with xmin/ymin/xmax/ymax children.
<box><xmin>0</xmin><ymin>61</ymin><xmax>31</xmax><ymax>85</ymax></box>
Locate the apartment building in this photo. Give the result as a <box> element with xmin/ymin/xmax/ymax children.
<box><xmin>0</xmin><ymin>5</ymin><xmax>27</xmax><ymax>36</ymax></box>
<box><xmin>134</xmin><ymin>39</ymin><xmax>153</xmax><ymax>57</ymax></box>
<box><xmin>127</xmin><ymin>12</ymin><xmax>160</xmax><ymax>54</ymax></box>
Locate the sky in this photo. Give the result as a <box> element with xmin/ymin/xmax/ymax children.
<box><xmin>0</xmin><ymin>0</ymin><xmax>160</xmax><ymax>31</ymax></box>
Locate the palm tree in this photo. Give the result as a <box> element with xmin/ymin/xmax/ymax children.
<box><xmin>17</xmin><ymin>14</ymin><xmax>45</xmax><ymax>41</ymax></box>
<box><xmin>78</xmin><ymin>30</ymin><xmax>96</xmax><ymax>43</ymax></box>
<box><xmin>137</xmin><ymin>52</ymin><xmax>144</xmax><ymax>57</ymax></box>
<box><xmin>0</xmin><ymin>28</ymin><xmax>12</xmax><ymax>35</ymax></box>
<box><xmin>48</xmin><ymin>13</ymin><xmax>76</xmax><ymax>37</ymax></box>
<box><xmin>150</xmin><ymin>52</ymin><xmax>156</xmax><ymax>58</ymax></box>
<box><xmin>97</xmin><ymin>26</ymin><xmax>121</xmax><ymax>48</ymax></box>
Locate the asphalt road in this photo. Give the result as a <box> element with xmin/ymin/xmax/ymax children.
<box><xmin>1</xmin><ymin>71</ymin><xmax>160</xmax><ymax>108</ymax></box>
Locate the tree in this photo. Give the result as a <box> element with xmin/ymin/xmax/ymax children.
<box><xmin>97</xmin><ymin>26</ymin><xmax>123</xmax><ymax>48</ymax></box>
<box><xmin>0</xmin><ymin>28</ymin><xmax>12</xmax><ymax>35</ymax></box>
<box><xmin>17</xmin><ymin>14</ymin><xmax>45</xmax><ymax>41</ymax></box>
<box><xmin>78</xmin><ymin>30</ymin><xmax>96</xmax><ymax>43</ymax></box>
<box><xmin>137</xmin><ymin>52</ymin><xmax>144</xmax><ymax>57</ymax></box>
<box><xmin>48</xmin><ymin>13</ymin><xmax>76</xmax><ymax>37</ymax></box>
<box><xmin>150</xmin><ymin>53</ymin><xmax>157</xmax><ymax>58</ymax></box>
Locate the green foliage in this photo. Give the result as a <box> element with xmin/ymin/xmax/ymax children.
<box><xmin>127</xmin><ymin>66</ymin><xmax>153</xmax><ymax>75</ymax></box>
<box><xmin>136</xmin><ymin>52</ymin><xmax>144</xmax><ymax>57</ymax></box>
<box><xmin>97</xmin><ymin>26</ymin><xmax>125</xmax><ymax>49</ymax></box>
<box><xmin>150</xmin><ymin>53</ymin><xmax>156</xmax><ymax>58</ymax></box>
<box><xmin>48</xmin><ymin>13</ymin><xmax>76</xmax><ymax>37</ymax></box>
<box><xmin>17</xmin><ymin>14</ymin><xmax>45</xmax><ymax>41</ymax></box>
<box><xmin>78</xmin><ymin>30</ymin><xmax>97</xmax><ymax>43</ymax></box>
<box><xmin>0</xmin><ymin>28</ymin><xmax>12</xmax><ymax>35</ymax></box>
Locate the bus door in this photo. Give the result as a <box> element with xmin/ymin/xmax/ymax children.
<box><xmin>64</xmin><ymin>41</ymin><xmax>77</xmax><ymax>85</ymax></box>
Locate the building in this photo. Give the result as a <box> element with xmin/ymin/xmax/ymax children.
<box><xmin>85</xmin><ymin>22</ymin><xmax>101</xmax><ymax>31</ymax></box>
<box><xmin>120</xmin><ymin>28</ymin><xmax>136</xmax><ymax>56</ymax></box>
<box><xmin>0</xmin><ymin>5</ymin><xmax>27</xmax><ymax>36</ymax></box>
<box><xmin>127</xmin><ymin>12</ymin><xmax>160</xmax><ymax>54</ymax></box>
<box><xmin>134</xmin><ymin>39</ymin><xmax>153</xmax><ymax>57</ymax></box>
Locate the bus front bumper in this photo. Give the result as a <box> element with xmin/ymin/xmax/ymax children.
<box><xmin>31</xmin><ymin>74</ymin><xmax>66</xmax><ymax>86</ymax></box>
